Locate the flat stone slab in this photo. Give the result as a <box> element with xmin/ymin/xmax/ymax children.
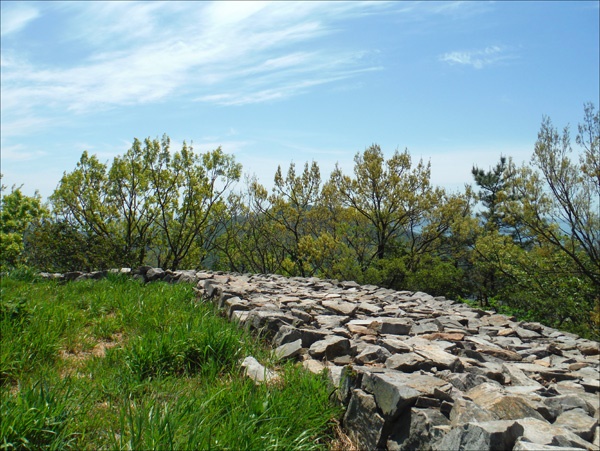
<box><xmin>46</xmin><ymin>267</ymin><xmax>600</xmax><ymax>451</ymax></box>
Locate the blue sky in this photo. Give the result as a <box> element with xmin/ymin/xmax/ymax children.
<box><xmin>1</xmin><ymin>1</ymin><xmax>599</xmax><ymax>199</ymax></box>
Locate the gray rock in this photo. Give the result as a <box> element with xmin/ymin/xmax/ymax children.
<box><xmin>512</xmin><ymin>437</ymin><xmax>583</xmax><ymax>450</ymax></box>
<box><xmin>577</xmin><ymin>341</ymin><xmax>600</xmax><ymax>356</ymax></box>
<box><xmin>370</xmin><ymin>318</ymin><xmax>413</xmax><ymax>335</ymax></box>
<box><xmin>466</xmin><ymin>383</ymin><xmax>546</xmax><ymax>421</ymax></box>
<box><xmin>343</xmin><ymin>389</ymin><xmax>386</xmax><ymax>451</ymax></box>
<box><xmin>515</xmin><ymin>326</ymin><xmax>542</xmax><ymax>340</ymax></box>
<box><xmin>450</xmin><ymin>397</ymin><xmax>499</xmax><ymax>426</ymax></box>
<box><xmin>355</xmin><ymin>345</ymin><xmax>391</xmax><ymax>364</ymax></box>
<box><xmin>302</xmin><ymin>358</ymin><xmax>326</xmax><ymax>374</ymax></box>
<box><xmin>273</xmin><ymin>325</ymin><xmax>302</xmax><ymax>347</ymax></box>
<box><xmin>516</xmin><ymin>417</ymin><xmax>597</xmax><ymax>450</ymax></box>
<box><xmin>554</xmin><ymin>408</ymin><xmax>598</xmax><ymax>442</ymax></box>
<box><xmin>203</xmin><ymin>278</ymin><xmax>222</xmax><ymax>297</ymax></box>
<box><xmin>387</xmin><ymin>408</ymin><xmax>450</xmax><ymax>451</ymax></box>
<box><xmin>544</xmin><ymin>394</ymin><xmax>595</xmax><ymax>420</ymax></box>
<box><xmin>434</xmin><ymin>420</ymin><xmax>523</xmax><ymax>451</ymax></box>
<box><xmin>412</xmin><ymin>319</ymin><xmax>441</xmax><ymax>335</ymax></box>
<box><xmin>379</xmin><ymin>337</ymin><xmax>413</xmax><ymax>354</ymax></box>
<box><xmin>274</xmin><ymin>339</ymin><xmax>303</xmax><ymax>361</ymax></box>
<box><xmin>386</xmin><ymin>353</ymin><xmax>428</xmax><ymax>372</ymax></box>
<box><xmin>322</xmin><ymin>300</ymin><xmax>357</xmax><ymax>316</ymax></box>
<box><xmin>361</xmin><ymin>370</ymin><xmax>450</xmax><ymax>419</ymax></box>
<box><xmin>308</xmin><ymin>335</ymin><xmax>351</xmax><ymax>360</ymax></box>
<box><xmin>241</xmin><ymin>356</ymin><xmax>277</xmax><ymax>383</ymax></box>
<box><xmin>248</xmin><ymin>309</ymin><xmax>295</xmax><ymax>336</ymax></box>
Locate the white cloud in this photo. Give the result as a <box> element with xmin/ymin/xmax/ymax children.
<box><xmin>1</xmin><ymin>1</ymin><xmax>388</xmax><ymax>125</ymax></box>
<box><xmin>0</xmin><ymin>144</ymin><xmax>46</xmax><ymax>162</ymax></box>
<box><xmin>439</xmin><ymin>46</ymin><xmax>514</xmax><ymax>69</ymax></box>
<box><xmin>0</xmin><ymin>4</ymin><xmax>39</xmax><ymax>36</ymax></box>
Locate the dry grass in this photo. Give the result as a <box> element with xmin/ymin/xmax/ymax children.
<box><xmin>328</xmin><ymin>418</ymin><xmax>359</xmax><ymax>451</ymax></box>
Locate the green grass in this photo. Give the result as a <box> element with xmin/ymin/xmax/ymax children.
<box><xmin>0</xmin><ymin>274</ymin><xmax>342</xmax><ymax>450</ymax></box>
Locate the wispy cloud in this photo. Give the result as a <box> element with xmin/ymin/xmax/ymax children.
<box><xmin>439</xmin><ymin>45</ymin><xmax>514</xmax><ymax>69</ymax></box>
<box><xmin>0</xmin><ymin>3</ymin><xmax>39</xmax><ymax>36</ymax></box>
<box><xmin>0</xmin><ymin>144</ymin><xmax>46</xmax><ymax>162</ymax></box>
<box><xmin>1</xmin><ymin>2</ymin><xmax>394</xmax><ymax>139</ymax></box>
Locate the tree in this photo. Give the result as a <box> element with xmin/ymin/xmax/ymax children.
<box><xmin>329</xmin><ymin>145</ymin><xmax>432</xmax><ymax>263</ymax></box>
<box><xmin>108</xmin><ymin>138</ymin><xmax>159</xmax><ymax>267</ymax></box>
<box><xmin>0</xmin><ymin>182</ymin><xmax>49</xmax><ymax>270</ymax></box>
<box><xmin>144</xmin><ymin>136</ymin><xmax>242</xmax><ymax>270</ymax></box>
<box><xmin>50</xmin><ymin>151</ymin><xmax>120</xmax><ymax>268</ymax></box>
<box><xmin>49</xmin><ymin>135</ymin><xmax>242</xmax><ymax>271</ymax></box>
<box><xmin>245</xmin><ymin>161</ymin><xmax>325</xmax><ymax>277</ymax></box>
<box><xmin>504</xmin><ymin>103</ymin><xmax>600</xmax><ymax>289</ymax></box>
<box><xmin>472</xmin><ymin>156</ymin><xmax>510</xmax><ymax>232</ymax></box>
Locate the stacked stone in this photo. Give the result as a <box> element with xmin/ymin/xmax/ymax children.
<box><xmin>40</xmin><ymin>268</ymin><xmax>600</xmax><ymax>450</ymax></box>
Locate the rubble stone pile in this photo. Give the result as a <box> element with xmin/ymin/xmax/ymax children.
<box><xmin>40</xmin><ymin>267</ymin><xmax>600</xmax><ymax>450</ymax></box>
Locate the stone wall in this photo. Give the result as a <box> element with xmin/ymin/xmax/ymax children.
<box><xmin>40</xmin><ymin>267</ymin><xmax>600</xmax><ymax>450</ymax></box>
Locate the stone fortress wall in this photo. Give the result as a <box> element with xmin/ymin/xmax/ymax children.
<box><xmin>41</xmin><ymin>267</ymin><xmax>600</xmax><ymax>451</ymax></box>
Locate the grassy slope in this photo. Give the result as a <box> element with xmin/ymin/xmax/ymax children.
<box><xmin>0</xmin><ymin>273</ymin><xmax>341</xmax><ymax>450</ymax></box>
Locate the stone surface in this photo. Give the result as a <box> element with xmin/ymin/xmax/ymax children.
<box><xmin>41</xmin><ymin>267</ymin><xmax>600</xmax><ymax>451</ymax></box>
<box><xmin>434</xmin><ymin>420</ymin><xmax>524</xmax><ymax>451</ymax></box>
<box><xmin>241</xmin><ymin>356</ymin><xmax>278</xmax><ymax>383</ymax></box>
<box><xmin>554</xmin><ymin>408</ymin><xmax>598</xmax><ymax>442</ymax></box>
<box><xmin>343</xmin><ymin>389</ymin><xmax>386</xmax><ymax>450</ymax></box>
<box><xmin>515</xmin><ymin>417</ymin><xmax>597</xmax><ymax>450</ymax></box>
<box><xmin>308</xmin><ymin>335</ymin><xmax>351</xmax><ymax>360</ymax></box>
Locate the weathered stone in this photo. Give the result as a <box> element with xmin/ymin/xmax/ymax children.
<box><xmin>272</xmin><ymin>325</ymin><xmax>301</xmax><ymax>347</ymax></box>
<box><xmin>355</xmin><ymin>345</ymin><xmax>391</xmax><ymax>364</ymax></box>
<box><xmin>554</xmin><ymin>408</ymin><xmax>598</xmax><ymax>442</ymax></box>
<box><xmin>515</xmin><ymin>326</ymin><xmax>542</xmax><ymax>340</ymax></box>
<box><xmin>443</xmin><ymin>371</ymin><xmax>490</xmax><ymax>392</ymax></box>
<box><xmin>479</xmin><ymin>346</ymin><xmax>524</xmax><ymax>361</ymax></box>
<box><xmin>322</xmin><ymin>300</ymin><xmax>357</xmax><ymax>316</ymax></box>
<box><xmin>248</xmin><ymin>310</ymin><xmax>295</xmax><ymax>336</ymax></box>
<box><xmin>386</xmin><ymin>353</ymin><xmax>428</xmax><ymax>372</ymax></box>
<box><xmin>414</xmin><ymin>344</ymin><xmax>464</xmax><ymax>372</ymax></box>
<box><xmin>502</xmin><ymin>363</ymin><xmax>544</xmax><ymax>388</ymax></box>
<box><xmin>361</xmin><ymin>371</ymin><xmax>421</xmax><ymax>418</ymax></box>
<box><xmin>421</xmin><ymin>332</ymin><xmax>466</xmax><ymax>342</ymax></box>
<box><xmin>362</xmin><ymin>370</ymin><xmax>450</xmax><ymax>418</ymax></box>
<box><xmin>412</xmin><ymin>319</ymin><xmax>440</xmax><ymax>335</ymax></box>
<box><xmin>42</xmin><ymin>267</ymin><xmax>600</xmax><ymax>450</ymax></box>
<box><xmin>274</xmin><ymin>339</ymin><xmax>303</xmax><ymax>361</ymax></box>
<box><xmin>241</xmin><ymin>356</ymin><xmax>278</xmax><ymax>383</ymax></box>
<box><xmin>434</xmin><ymin>316</ymin><xmax>466</xmax><ymax>331</ymax></box>
<box><xmin>379</xmin><ymin>337</ymin><xmax>413</xmax><ymax>354</ymax></box>
<box><xmin>387</xmin><ymin>408</ymin><xmax>450</xmax><ymax>451</ymax></box>
<box><xmin>369</xmin><ymin>318</ymin><xmax>412</xmax><ymax>335</ymax></box>
<box><xmin>516</xmin><ymin>417</ymin><xmax>597</xmax><ymax>450</ymax></box>
<box><xmin>314</xmin><ymin>315</ymin><xmax>348</xmax><ymax>329</ymax></box>
<box><xmin>434</xmin><ymin>420</ymin><xmax>524</xmax><ymax>451</ymax></box>
<box><xmin>512</xmin><ymin>437</ymin><xmax>583</xmax><ymax>450</ymax></box>
<box><xmin>308</xmin><ymin>335</ymin><xmax>351</xmax><ymax>360</ymax></box>
<box><xmin>450</xmin><ymin>397</ymin><xmax>499</xmax><ymax>425</ymax></box>
<box><xmin>577</xmin><ymin>341</ymin><xmax>600</xmax><ymax>356</ymax></box>
<box><xmin>358</xmin><ymin>301</ymin><xmax>382</xmax><ymax>314</ymax></box>
<box><xmin>290</xmin><ymin>308</ymin><xmax>312</xmax><ymax>324</ymax></box>
<box><xmin>302</xmin><ymin>358</ymin><xmax>326</xmax><ymax>374</ymax></box>
<box><xmin>343</xmin><ymin>389</ymin><xmax>386</xmax><ymax>451</ymax></box>
<box><xmin>466</xmin><ymin>383</ymin><xmax>545</xmax><ymax>421</ymax></box>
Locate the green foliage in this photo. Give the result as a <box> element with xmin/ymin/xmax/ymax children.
<box><xmin>46</xmin><ymin>135</ymin><xmax>241</xmax><ymax>271</ymax></box>
<box><xmin>7</xmin><ymin>106</ymin><xmax>600</xmax><ymax>339</ymax></box>
<box><xmin>1</xmin><ymin>380</ymin><xmax>75</xmax><ymax>450</ymax></box>
<box><xmin>329</xmin><ymin>145</ymin><xmax>432</xmax><ymax>262</ymax></box>
<box><xmin>0</xmin><ymin>185</ymin><xmax>48</xmax><ymax>271</ymax></box>
<box><xmin>1</xmin><ymin>275</ymin><xmax>341</xmax><ymax>450</ymax></box>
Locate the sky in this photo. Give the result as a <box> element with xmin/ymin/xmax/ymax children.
<box><xmin>1</xmin><ymin>1</ymin><xmax>599</xmax><ymax>200</ymax></box>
